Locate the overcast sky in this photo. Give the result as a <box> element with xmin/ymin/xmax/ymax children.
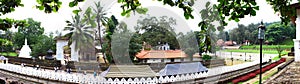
<box><xmin>1</xmin><ymin>0</ymin><xmax>297</xmax><ymax>35</ymax></box>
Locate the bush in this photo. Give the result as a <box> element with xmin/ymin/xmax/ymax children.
<box><xmin>202</xmin><ymin>54</ymin><xmax>212</xmax><ymax>61</ymax></box>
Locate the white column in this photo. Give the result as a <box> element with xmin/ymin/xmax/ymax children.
<box><xmin>294</xmin><ymin>9</ymin><xmax>300</xmax><ymax>62</ymax></box>
<box><xmin>71</xmin><ymin>42</ymin><xmax>79</xmax><ymax>61</ymax></box>
<box><xmin>56</xmin><ymin>40</ymin><xmax>68</xmax><ymax>60</ymax></box>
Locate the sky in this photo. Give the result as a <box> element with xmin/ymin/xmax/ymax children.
<box><xmin>1</xmin><ymin>0</ymin><xmax>297</xmax><ymax>35</ymax></box>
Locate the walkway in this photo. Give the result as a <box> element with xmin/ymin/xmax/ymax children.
<box><xmin>216</xmin><ymin>51</ymin><xmax>277</xmax><ymax>61</ymax></box>
<box><xmin>266</xmin><ymin>61</ymin><xmax>300</xmax><ymax>83</ymax></box>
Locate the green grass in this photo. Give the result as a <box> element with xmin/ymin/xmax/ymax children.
<box><xmin>280</xmin><ymin>39</ymin><xmax>294</xmax><ymax>45</ymax></box>
<box><xmin>240</xmin><ymin>45</ymin><xmax>293</xmax><ymax>50</ymax></box>
<box><xmin>272</xmin><ymin>55</ymin><xmax>281</xmax><ymax>61</ymax></box>
<box><xmin>223</xmin><ymin>49</ymin><xmax>288</xmax><ymax>54</ymax></box>
<box><xmin>0</xmin><ymin>52</ymin><xmax>18</xmax><ymax>57</ymax></box>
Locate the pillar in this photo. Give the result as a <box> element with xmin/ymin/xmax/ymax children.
<box><xmin>294</xmin><ymin>9</ymin><xmax>300</xmax><ymax>62</ymax></box>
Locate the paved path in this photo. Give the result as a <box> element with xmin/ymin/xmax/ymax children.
<box><xmin>216</xmin><ymin>51</ymin><xmax>277</xmax><ymax>61</ymax></box>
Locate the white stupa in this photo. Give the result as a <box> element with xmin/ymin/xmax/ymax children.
<box><xmin>18</xmin><ymin>38</ymin><xmax>31</xmax><ymax>58</ymax></box>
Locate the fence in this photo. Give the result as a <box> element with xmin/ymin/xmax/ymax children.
<box><xmin>0</xmin><ymin>59</ymin><xmax>268</xmax><ymax>83</ymax></box>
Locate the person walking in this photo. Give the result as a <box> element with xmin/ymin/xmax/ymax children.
<box><xmin>93</xmin><ymin>71</ymin><xmax>97</xmax><ymax>78</ymax></box>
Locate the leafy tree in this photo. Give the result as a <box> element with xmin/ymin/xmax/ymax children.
<box><xmin>0</xmin><ymin>38</ymin><xmax>13</xmax><ymax>56</ymax></box>
<box><xmin>266</xmin><ymin>23</ymin><xmax>295</xmax><ymax>44</ymax></box>
<box><xmin>135</xmin><ymin>16</ymin><xmax>179</xmax><ymax>50</ymax></box>
<box><xmin>275</xmin><ymin>46</ymin><xmax>284</xmax><ymax>58</ymax></box>
<box><xmin>0</xmin><ymin>30</ymin><xmax>14</xmax><ymax>52</ymax></box>
<box><xmin>119</xmin><ymin>0</ymin><xmax>296</xmax><ymax>26</ymax></box>
<box><xmin>102</xmin><ymin>15</ymin><xmax>119</xmax><ymax>64</ymax></box>
<box><xmin>177</xmin><ymin>31</ymin><xmax>199</xmax><ymax>61</ymax></box>
<box><xmin>0</xmin><ymin>0</ymin><xmax>297</xmax><ymax>31</ymax></box>
<box><xmin>224</xmin><ymin>31</ymin><xmax>230</xmax><ymax>41</ymax></box>
<box><xmin>13</xmin><ymin>18</ymin><xmax>44</xmax><ymax>49</ymax></box>
<box><xmin>31</xmin><ymin>34</ymin><xmax>56</xmax><ymax>57</ymax></box>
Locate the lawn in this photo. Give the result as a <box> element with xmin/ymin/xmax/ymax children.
<box><xmin>0</xmin><ymin>52</ymin><xmax>18</xmax><ymax>57</ymax></box>
<box><xmin>240</xmin><ymin>45</ymin><xmax>293</xmax><ymax>50</ymax></box>
<box><xmin>223</xmin><ymin>49</ymin><xmax>288</xmax><ymax>54</ymax></box>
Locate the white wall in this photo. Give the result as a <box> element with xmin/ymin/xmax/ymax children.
<box><xmin>56</xmin><ymin>40</ymin><xmax>68</xmax><ymax>60</ymax></box>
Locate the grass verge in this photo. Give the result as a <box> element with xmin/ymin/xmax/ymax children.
<box><xmin>223</xmin><ymin>49</ymin><xmax>288</xmax><ymax>54</ymax></box>
<box><xmin>0</xmin><ymin>52</ymin><xmax>18</xmax><ymax>57</ymax></box>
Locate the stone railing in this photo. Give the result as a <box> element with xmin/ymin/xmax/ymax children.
<box><xmin>0</xmin><ymin>59</ymin><xmax>268</xmax><ymax>83</ymax></box>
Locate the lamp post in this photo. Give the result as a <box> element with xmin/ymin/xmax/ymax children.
<box><xmin>258</xmin><ymin>21</ymin><xmax>265</xmax><ymax>84</ymax></box>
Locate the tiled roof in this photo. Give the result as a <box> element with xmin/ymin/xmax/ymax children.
<box><xmin>136</xmin><ymin>50</ymin><xmax>200</xmax><ymax>59</ymax></box>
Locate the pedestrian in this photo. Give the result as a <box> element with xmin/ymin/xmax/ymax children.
<box><xmin>83</xmin><ymin>71</ymin><xmax>86</xmax><ymax>75</ymax></box>
<box><xmin>67</xmin><ymin>68</ymin><xmax>71</xmax><ymax>74</ymax></box>
<box><xmin>93</xmin><ymin>71</ymin><xmax>97</xmax><ymax>78</ymax></box>
<box><xmin>36</xmin><ymin>65</ymin><xmax>39</xmax><ymax>70</ymax></box>
<box><xmin>5</xmin><ymin>78</ymin><xmax>9</xmax><ymax>84</ymax></box>
<box><xmin>54</xmin><ymin>67</ymin><xmax>57</xmax><ymax>72</ymax></box>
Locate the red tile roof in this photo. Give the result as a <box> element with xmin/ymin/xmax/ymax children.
<box><xmin>136</xmin><ymin>50</ymin><xmax>200</xmax><ymax>59</ymax></box>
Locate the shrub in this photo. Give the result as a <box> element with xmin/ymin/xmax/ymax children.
<box><xmin>202</xmin><ymin>54</ymin><xmax>212</xmax><ymax>61</ymax></box>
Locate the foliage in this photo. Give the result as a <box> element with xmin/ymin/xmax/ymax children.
<box><xmin>31</xmin><ymin>34</ymin><xmax>56</xmax><ymax>57</ymax></box>
<box><xmin>195</xmin><ymin>28</ymin><xmax>217</xmax><ymax>54</ymax></box>
<box><xmin>266</xmin><ymin>23</ymin><xmax>296</xmax><ymax>44</ymax></box>
<box><xmin>225</xmin><ymin>22</ymin><xmax>294</xmax><ymax>45</ymax></box>
<box><xmin>218</xmin><ymin>31</ymin><xmax>230</xmax><ymax>41</ymax></box>
<box><xmin>13</xmin><ymin>18</ymin><xmax>45</xmax><ymax>49</ymax></box>
<box><xmin>178</xmin><ymin>31</ymin><xmax>199</xmax><ymax>61</ymax></box>
<box><xmin>64</xmin><ymin>12</ymin><xmax>95</xmax><ymax>56</ymax></box>
<box><xmin>0</xmin><ymin>0</ymin><xmax>297</xmax><ymax>32</ymax></box>
<box><xmin>266</xmin><ymin>0</ymin><xmax>297</xmax><ymax>25</ymax></box>
<box><xmin>202</xmin><ymin>54</ymin><xmax>212</xmax><ymax>61</ymax></box>
<box><xmin>118</xmin><ymin>0</ymin><xmax>296</xmax><ymax>27</ymax></box>
<box><xmin>275</xmin><ymin>46</ymin><xmax>284</xmax><ymax>58</ymax></box>
<box><xmin>0</xmin><ymin>18</ymin><xmax>27</xmax><ymax>31</ymax></box>
<box><xmin>135</xmin><ymin>16</ymin><xmax>179</xmax><ymax>50</ymax></box>
<box><xmin>103</xmin><ymin>15</ymin><xmax>119</xmax><ymax>63</ymax></box>
<box><xmin>216</xmin><ymin>0</ymin><xmax>259</xmax><ymax>24</ymax></box>
<box><xmin>0</xmin><ymin>38</ymin><xmax>13</xmax><ymax>56</ymax></box>
<box><xmin>0</xmin><ymin>30</ymin><xmax>14</xmax><ymax>52</ymax></box>
<box><xmin>86</xmin><ymin>1</ymin><xmax>110</xmax><ymax>64</ymax></box>
<box><xmin>0</xmin><ymin>0</ymin><xmax>23</xmax><ymax>15</ymax></box>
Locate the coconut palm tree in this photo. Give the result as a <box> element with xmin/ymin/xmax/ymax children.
<box><xmin>91</xmin><ymin>1</ymin><xmax>109</xmax><ymax>64</ymax></box>
<box><xmin>64</xmin><ymin>13</ymin><xmax>95</xmax><ymax>59</ymax></box>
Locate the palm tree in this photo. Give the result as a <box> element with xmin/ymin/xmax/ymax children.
<box><xmin>64</xmin><ymin>13</ymin><xmax>95</xmax><ymax>60</ymax></box>
<box><xmin>91</xmin><ymin>1</ymin><xmax>109</xmax><ymax>64</ymax></box>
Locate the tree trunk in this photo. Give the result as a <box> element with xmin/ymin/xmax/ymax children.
<box><xmin>97</xmin><ymin>21</ymin><xmax>107</xmax><ymax>65</ymax></box>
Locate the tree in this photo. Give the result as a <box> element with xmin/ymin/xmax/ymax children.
<box><xmin>102</xmin><ymin>15</ymin><xmax>119</xmax><ymax>64</ymax></box>
<box><xmin>266</xmin><ymin>23</ymin><xmax>296</xmax><ymax>44</ymax></box>
<box><xmin>177</xmin><ymin>31</ymin><xmax>199</xmax><ymax>61</ymax></box>
<box><xmin>224</xmin><ymin>31</ymin><xmax>230</xmax><ymax>41</ymax></box>
<box><xmin>0</xmin><ymin>0</ymin><xmax>297</xmax><ymax>31</ymax></box>
<box><xmin>64</xmin><ymin>12</ymin><xmax>95</xmax><ymax>57</ymax></box>
<box><xmin>31</xmin><ymin>34</ymin><xmax>56</xmax><ymax>57</ymax></box>
<box><xmin>13</xmin><ymin>18</ymin><xmax>44</xmax><ymax>49</ymax></box>
<box><xmin>119</xmin><ymin>0</ymin><xmax>296</xmax><ymax>26</ymax></box>
<box><xmin>276</xmin><ymin>46</ymin><xmax>284</xmax><ymax>58</ymax></box>
<box><xmin>91</xmin><ymin>1</ymin><xmax>109</xmax><ymax>64</ymax></box>
<box><xmin>135</xmin><ymin>16</ymin><xmax>179</xmax><ymax>50</ymax></box>
<box><xmin>0</xmin><ymin>38</ymin><xmax>12</xmax><ymax>56</ymax></box>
